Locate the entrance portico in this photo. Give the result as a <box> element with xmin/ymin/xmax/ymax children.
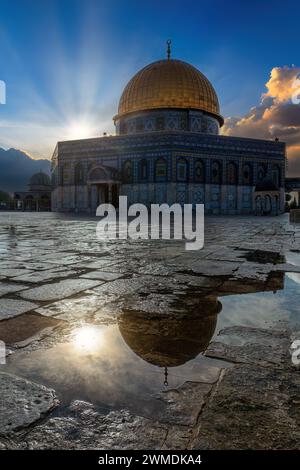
<box><xmin>87</xmin><ymin>165</ymin><xmax>121</xmax><ymax>212</ymax></box>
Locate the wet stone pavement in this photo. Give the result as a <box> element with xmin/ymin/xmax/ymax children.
<box><xmin>0</xmin><ymin>212</ymin><xmax>300</xmax><ymax>449</ymax></box>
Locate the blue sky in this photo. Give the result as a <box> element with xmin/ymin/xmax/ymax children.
<box><xmin>0</xmin><ymin>0</ymin><xmax>299</xmax><ymax>162</ymax></box>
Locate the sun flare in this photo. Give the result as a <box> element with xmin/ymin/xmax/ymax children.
<box><xmin>66</xmin><ymin>120</ymin><xmax>94</xmax><ymax>140</ymax></box>
<box><xmin>73</xmin><ymin>325</ymin><xmax>105</xmax><ymax>353</ymax></box>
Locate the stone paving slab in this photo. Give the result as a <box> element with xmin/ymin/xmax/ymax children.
<box><xmin>0</xmin><ymin>298</ymin><xmax>39</xmax><ymax>320</ymax></box>
<box><xmin>1</xmin><ymin>261</ymin><xmax>29</xmax><ymax>269</ymax></box>
<box><xmin>0</xmin><ymin>313</ymin><xmax>62</xmax><ymax>346</ymax></box>
<box><xmin>11</xmin><ymin>268</ymin><xmax>80</xmax><ymax>283</ymax></box>
<box><xmin>74</xmin><ymin>259</ymin><xmax>120</xmax><ymax>269</ymax></box>
<box><xmin>0</xmin><ymin>268</ymin><xmax>34</xmax><ymax>278</ymax></box>
<box><xmin>44</xmin><ymin>255</ymin><xmax>94</xmax><ymax>266</ymax></box>
<box><xmin>189</xmin><ymin>260</ymin><xmax>241</xmax><ymax>277</ymax></box>
<box><xmin>19</xmin><ymin>279</ymin><xmax>103</xmax><ymax>302</ymax></box>
<box><xmin>0</xmin><ymin>372</ymin><xmax>58</xmax><ymax>436</ymax></box>
<box><xmin>16</xmin><ymin>401</ymin><xmax>167</xmax><ymax>450</ymax></box>
<box><xmin>36</xmin><ymin>294</ymin><xmax>106</xmax><ymax>321</ymax></box>
<box><xmin>21</xmin><ymin>262</ymin><xmax>66</xmax><ymax>271</ymax></box>
<box><xmin>80</xmin><ymin>271</ymin><xmax>124</xmax><ymax>281</ymax></box>
<box><xmin>0</xmin><ymin>282</ymin><xmax>28</xmax><ymax>297</ymax></box>
<box><xmin>157</xmin><ymin>381</ymin><xmax>215</xmax><ymax>426</ymax></box>
<box><xmin>205</xmin><ymin>325</ymin><xmax>292</xmax><ymax>370</ymax></box>
<box><xmin>193</xmin><ymin>364</ymin><xmax>300</xmax><ymax>450</ymax></box>
<box><xmin>161</xmin><ymin>425</ymin><xmax>194</xmax><ymax>450</ymax></box>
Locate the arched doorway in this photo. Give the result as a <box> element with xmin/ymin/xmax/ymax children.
<box><xmin>39</xmin><ymin>194</ymin><xmax>51</xmax><ymax>211</ymax></box>
<box><xmin>264</xmin><ymin>194</ymin><xmax>272</xmax><ymax>214</ymax></box>
<box><xmin>255</xmin><ymin>179</ymin><xmax>280</xmax><ymax>216</ymax></box>
<box><xmin>24</xmin><ymin>195</ymin><xmax>35</xmax><ymax>211</ymax></box>
<box><xmin>14</xmin><ymin>194</ymin><xmax>23</xmax><ymax>210</ymax></box>
<box><xmin>255</xmin><ymin>196</ymin><xmax>263</xmax><ymax>215</ymax></box>
<box><xmin>87</xmin><ymin>165</ymin><xmax>121</xmax><ymax>212</ymax></box>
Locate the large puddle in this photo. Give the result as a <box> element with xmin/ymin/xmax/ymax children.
<box><xmin>1</xmin><ymin>271</ymin><xmax>300</xmax><ymax>419</ymax></box>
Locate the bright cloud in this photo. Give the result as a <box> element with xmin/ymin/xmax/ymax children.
<box><xmin>222</xmin><ymin>66</ymin><xmax>300</xmax><ymax>176</ymax></box>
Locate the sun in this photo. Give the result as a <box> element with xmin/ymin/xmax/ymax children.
<box><xmin>66</xmin><ymin>120</ymin><xmax>94</xmax><ymax>140</ymax></box>
<box><xmin>72</xmin><ymin>325</ymin><xmax>105</xmax><ymax>353</ymax></box>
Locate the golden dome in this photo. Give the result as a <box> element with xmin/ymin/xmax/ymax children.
<box><xmin>116</xmin><ymin>59</ymin><xmax>223</xmax><ymax>124</ymax></box>
<box><xmin>118</xmin><ymin>296</ymin><xmax>221</xmax><ymax>368</ymax></box>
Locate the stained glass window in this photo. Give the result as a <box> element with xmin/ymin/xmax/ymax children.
<box><xmin>272</xmin><ymin>165</ymin><xmax>280</xmax><ymax>187</ymax></box>
<box><xmin>140</xmin><ymin>160</ymin><xmax>148</xmax><ymax>180</ymax></box>
<box><xmin>177</xmin><ymin>158</ymin><xmax>188</xmax><ymax>181</ymax></box>
<box><xmin>211</xmin><ymin>161</ymin><xmax>221</xmax><ymax>184</ymax></box>
<box><xmin>242</xmin><ymin>164</ymin><xmax>252</xmax><ymax>185</ymax></box>
<box><xmin>155</xmin><ymin>158</ymin><xmax>167</xmax><ymax>182</ymax></box>
<box><xmin>257</xmin><ymin>165</ymin><xmax>266</xmax><ymax>181</ymax></box>
<box><xmin>227</xmin><ymin>162</ymin><xmax>238</xmax><ymax>185</ymax></box>
<box><xmin>122</xmin><ymin>161</ymin><xmax>133</xmax><ymax>183</ymax></box>
<box><xmin>75</xmin><ymin>164</ymin><xmax>84</xmax><ymax>184</ymax></box>
<box><xmin>195</xmin><ymin>160</ymin><xmax>205</xmax><ymax>183</ymax></box>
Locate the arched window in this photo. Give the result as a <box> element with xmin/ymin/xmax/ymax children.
<box><xmin>60</xmin><ymin>164</ymin><xmax>68</xmax><ymax>186</ymax></box>
<box><xmin>156</xmin><ymin>117</ymin><xmax>165</xmax><ymax>131</ymax></box>
<box><xmin>122</xmin><ymin>160</ymin><xmax>133</xmax><ymax>183</ymax></box>
<box><xmin>139</xmin><ymin>159</ymin><xmax>148</xmax><ymax>181</ymax></box>
<box><xmin>227</xmin><ymin>162</ymin><xmax>238</xmax><ymax>185</ymax></box>
<box><xmin>89</xmin><ymin>167</ymin><xmax>108</xmax><ymax>182</ymax></box>
<box><xmin>177</xmin><ymin>158</ymin><xmax>188</xmax><ymax>182</ymax></box>
<box><xmin>255</xmin><ymin>196</ymin><xmax>263</xmax><ymax>215</ymax></box>
<box><xmin>155</xmin><ymin>158</ymin><xmax>167</xmax><ymax>182</ymax></box>
<box><xmin>242</xmin><ymin>164</ymin><xmax>252</xmax><ymax>185</ymax></box>
<box><xmin>75</xmin><ymin>163</ymin><xmax>84</xmax><ymax>185</ymax></box>
<box><xmin>257</xmin><ymin>164</ymin><xmax>266</xmax><ymax>181</ymax></box>
<box><xmin>136</xmin><ymin>118</ymin><xmax>144</xmax><ymax>132</ymax></box>
<box><xmin>272</xmin><ymin>165</ymin><xmax>280</xmax><ymax>187</ymax></box>
<box><xmin>194</xmin><ymin>160</ymin><xmax>205</xmax><ymax>183</ymax></box>
<box><xmin>211</xmin><ymin>161</ymin><xmax>222</xmax><ymax>184</ymax></box>
<box><xmin>264</xmin><ymin>194</ymin><xmax>272</xmax><ymax>214</ymax></box>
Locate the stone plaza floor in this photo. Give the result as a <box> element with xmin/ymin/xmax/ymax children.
<box><xmin>0</xmin><ymin>211</ymin><xmax>300</xmax><ymax>449</ymax></box>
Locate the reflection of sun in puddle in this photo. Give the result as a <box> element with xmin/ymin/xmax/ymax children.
<box><xmin>72</xmin><ymin>325</ymin><xmax>105</xmax><ymax>353</ymax></box>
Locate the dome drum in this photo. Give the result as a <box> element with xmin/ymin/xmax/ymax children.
<box><xmin>115</xmin><ymin>108</ymin><xmax>220</xmax><ymax>135</ymax></box>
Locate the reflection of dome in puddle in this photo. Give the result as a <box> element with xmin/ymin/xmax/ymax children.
<box><xmin>118</xmin><ymin>296</ymin><xmax>222</xmax><ymax>369</ymax></box>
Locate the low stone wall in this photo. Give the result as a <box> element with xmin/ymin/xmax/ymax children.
<box><xmin>290</xmin><ymin>209</ymin><xmax>300</xmax><ymax>223</ymax></box>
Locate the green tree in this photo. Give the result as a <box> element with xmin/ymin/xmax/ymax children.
<box><xmin>0</xmin><ymin>190</ymin><xmax>12</xmax><ymax>209</ymax></box>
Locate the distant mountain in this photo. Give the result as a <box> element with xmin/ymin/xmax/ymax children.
<box><xmin>0</xmin><ymin>148</ymin><xmax>51</xmax><ymax>193</ymax></box>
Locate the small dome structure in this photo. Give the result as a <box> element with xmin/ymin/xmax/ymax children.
<box><xmin>28</xmin><ymin>172</ymin><xmax>51</xmax><ymax>191</ymax></box>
